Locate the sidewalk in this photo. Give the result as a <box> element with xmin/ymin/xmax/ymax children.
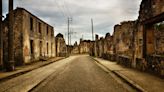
<box><xmin>93</xmin><ymin>57</ymin><xmax>164</xmax><ymax>92</ymax></box>
<box><xmin>0</xmin><ymin>57</ymin><xmax>65</xmax><ymax>82</ymax></box>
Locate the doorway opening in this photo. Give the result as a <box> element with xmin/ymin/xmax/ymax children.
<box><xmin>30</xmin><ymin>40</ymin><xmax>34</xmax><ymax>58</ymax></box>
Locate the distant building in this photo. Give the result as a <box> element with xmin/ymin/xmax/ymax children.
<box><xmin>55</xmin><ymin>33</ymin><xmax>67</xmax><ymax>57</ymax></box>
<box><xmin>79</xmin><ymin>39</ymin><xmax>94</xmax><ymax>54</ymax></box>
<box><xmin>3</xmin><ymin>7</ymin><xmax>56</xmax><ymax>66</ymax></box>
<box><xmin>93</xmin><ymin>33</ymin><xmax>114</xmax><ymax>60</ymax></box>
<box><xmin>71</xmin><ymin>41</ymin><xmax>80</xmax><ymax>55</ymax></box>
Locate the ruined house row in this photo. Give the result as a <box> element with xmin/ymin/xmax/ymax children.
<box><xmin>91</xmin><ymin>0</ymin><xmax>164</xmax><ymax>77</ymax></box>
<box><xmin>1</xmin><ymin>7</ymin><xmax>67</xmax><ymax>68</ymax></box>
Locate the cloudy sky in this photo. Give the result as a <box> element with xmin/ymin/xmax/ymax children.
<box><xmin>2</xmin><ymin>0</ymin><xmax>142</xmax><ymax>44</ymax></box>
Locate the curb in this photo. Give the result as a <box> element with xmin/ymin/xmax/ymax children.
<box><xmin>0</xmin><ymin>57</ymin><xmax>65</xmax><ymax>83</ymax></box>
<box><xmin>91</xmin><ymin>57</ymin><xmax>147</xmax><ymax>92</ymax></box>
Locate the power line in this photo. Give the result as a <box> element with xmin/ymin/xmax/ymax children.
<box><xmin>54</xmin><ymin>0</ymin><xmax>68</xmax><ymax>18</ymax></box>
<box><xmin>63</xmin><ymin>0</ymin><xmax>72</xmax><ymax>17</ymax></box>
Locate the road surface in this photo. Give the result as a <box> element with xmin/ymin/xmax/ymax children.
<box><xmin>0</xmin><ymin>55</ymin><xmax>129</xmax><ymax>92</ymax></box>
<box><xmin>31</xmin><ymin>55</ymin><xmax>128</xmax><ymax>92</ymax></box>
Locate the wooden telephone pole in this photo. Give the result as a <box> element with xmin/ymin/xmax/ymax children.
<box><xmin>68</xmin><ymin>18</ymin><xmax>70</xmax><ymax>45</ymax></box>
<box><xmin>67</xmin><ymin>17</ymin><xmax>72</xmax><ymax>55</ymax></box>
<box><xmin>7</xmin><ymin>0</ymin><xmax>15</xmax><ymax>71</ymax></box>
<box><xmin>91</xmin><ymin>18</ymin><xmax>94</xmax><ymax>41</ymax></box>
<box><xmin>0</xmin><ymin>0</ymin><xmax>3</xmax><ymax>68</ymax></box>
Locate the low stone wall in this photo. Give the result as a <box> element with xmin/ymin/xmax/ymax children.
<box><xmin>117</xmin><ymin>55</ymin><xmax>132</xmax><ymax>67</ymax></box>
<box><xmin>102</xmin><ymin>53</ymin><xmax>116</xmax><ymax>61</ymax></box>
<box><xmin>146</xmin><ymin>55</ymin><xmax>164</xmax><ymax>77</ymax></box>
<box><xmin>136</xmin><ymin>58</ymin><xmax>146</xmax><ymax>71</ymax></box>
<box><xmin>59</xmin><ymin>53</ymin><xmax>68</xmax><ymax>57</ymax></box>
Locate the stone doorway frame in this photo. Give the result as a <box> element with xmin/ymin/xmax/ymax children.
<box><xmin>142</xmin><ymin>12</ymin><xmax>164</xmax><ymax>58</ymax></box>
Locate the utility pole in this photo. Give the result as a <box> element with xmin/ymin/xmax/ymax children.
<box><xmin>91</xmin><ymin>18</ymin><xmax>94</xmax><ymax>41</ymax></box>
<box><xmin>68</xmin><ymin>18</ymin><xmax>70</xmax><ymax>45</ymax></box>
<box><xmin>67</xmin><ymin>17</ymin><xmax>72</xmax><ymax>45</ymax></box>
<box><xmin>0</xmin><ymin>0</ymin><xmax>3</xmax><ymax>68</ymax></box>
<box><xmin>69</xmin><ymin>29</ymin><xmax>76</xmax><ymax>46</ymax></box>
<box><xmin>70</xmin><ymin>30</ymin><xmax>71</xmax><ymax>45</ymax></box>
<box><xmin>67</xmin><ymin>17</ymin><xmax>72</xmax><ymax>55</ymax></box>
<box><xmin>7</xmin><ymin>0</ymin><xmax>15</xmax><ymax>71</ymax></box>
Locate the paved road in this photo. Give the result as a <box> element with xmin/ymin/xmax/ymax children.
<box><xmin>0</xmin><ymin>55</ymin><xmax>129</xmax><ymax>92</ymax></box>
<box><xmin>0</xmin><ymin>56</ymin><xmax>75</xmax><ymax>92</ymax></box>
<box><xmin>31</xmin><ymin>55</ymin><xmax>128</xmax><ymax>92</ymax></box>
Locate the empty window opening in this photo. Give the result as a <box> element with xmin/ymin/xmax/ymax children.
<box><xmin>30</xmin><ymin>17</ymin><xmax>33</xmax><ymax>31</ymax></box>
<box><xmin>39</xmin><ymin>22</ymin><xmax>41</xmax><ymax>33</ymax></box>
<box><xmin>40</xmin><ymin>41</ymin><xmax>42</xmax><ymax>56</ymax></box>
<box><xmin>30</xmin><ymin>40</ymin><xmax>34</xmax><ymax>55</ymax></box>
<box><xmin>47</xmin><ymin>43</ymin><xmax>49</xmax><ymax>55</ymax></box>
<box><xmin>47</xmin><ymin>26</ymin><xmax>49</xmax><ymax>35</ymax></box>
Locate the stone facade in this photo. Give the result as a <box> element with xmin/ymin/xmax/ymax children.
<box><xmin>55</xmin><ymin>33</ymin><xmax>67</xmax><ymax>57</ymax></box>
<box><xmin>138</xmin><ymin>0</ymin><xmax>164</xmax><ymax>76</ymax></box>
<box><xmin>102</xmin><ymin>33</ymin><xmax>114</xmax><ymax>61</ymax></box>
<box><xmin>71</xmin><ymin>41</ymin><xmax>80</xmax><ymax>55</ymax></box>
<box><xmin>79</xmin><ymin>39</ymin><xmax>94</xmax><ymax>54</ymax></box>
<box><xmin>91</xmin><ymin>0</ymin><xmax>164</xmax><ymax>77</ymax></box>
<box><xmin>138</xmin><ymin>0</ymin><xmax>164</xmax><ymax>22</ymax></box>
<box><xmin>113</xmin><ymin>21</ymin><xmax>136</xmax><ymax>67</ymax></box>
<box><xmin>3</xmin><ymin>7</ymin><xmax>56</xmax><ymax>66</ymax></box>
<box><xmin>93</xmin><ymin>33</ymin><xmax>114</xmax><ymax>60</ymax></box>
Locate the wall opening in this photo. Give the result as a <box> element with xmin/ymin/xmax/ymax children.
<box><xmin>30</xmin><ymin>17</ymin><xmax>33</xmax><ymax>31</ymax></box>
<box><xmin>40</xmin><ymin>41</ymin><xmax>42</xmax><ymax>56</ymax></box>
<box><xmin>47</xmin><ymin>25</ymin><xmax>49</xmax><ymax>35</ymax></box>
<box><xmin>30</xmin><ymin>40</ymin><xmax>34</xmax><ymax>56</ymax></box>
<box><xmin>38</xmin><ymin>22</ymin><xmax>41</xmax><ymax>34</ymax></box>
<box><xmin>47</xmin><ymin>43</ymin><xmax>48</xmax><ymax>56</ymax></box>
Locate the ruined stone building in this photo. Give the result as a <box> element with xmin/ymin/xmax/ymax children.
<box><xmin>136</xmin><ymin>0</ymin><xmax>164</xmax><ymax>76</ymax></box>
<box><xmin>71</xmin><ymin>41</ymin><xmax>80</xmax><ymax>54</ymax></box>
<box><xmin>79</xmin><ymin>39</ymin><xmax>94</xmax><ymax>54</ymax></box>
<box><xmin>98</xmin><ymin>37</ymin><xmax>105</xmax><ymax>57</ymax></box>
<box><xmin>55</xmin><ymin>33</ymin><xmax>67</xmax><ymax>57</ymax></box>
<box><xmin>102</xmin><ymin>33</ymin><xmax>114</xmax><ymax>60</ymax></box>
<box><xmin>92</xmin><ymin>0</ymin><xmax>164</xmax><ymax>77</ymax></box>
<box><xmin>93</xmin><ymin>33</ymin><xmax>114</xmax><ymax>60</ymax></box>
<box><xmin>113</xmin><ymin>21</ymin><xmax>136</xmax><ymax>67</ymax></box>
<box><xmin>103</xmin><ymin>33</ymin><xmax>114</xmax><ymax>55</ymax></box>
<box><xmin>93</xmin><ymin>34</ymin><xmax>99</xmax><ymax>57</ymax></box>
<box><xmin>3</xmin><ymin>7</ymin><xmax>56</xmax><ymax>66</ymax></box>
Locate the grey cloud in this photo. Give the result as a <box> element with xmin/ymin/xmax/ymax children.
<box><xmin>3</xmin><ymin>0</ymin><xmax>142</xmax><ymax>44</ymax></box>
